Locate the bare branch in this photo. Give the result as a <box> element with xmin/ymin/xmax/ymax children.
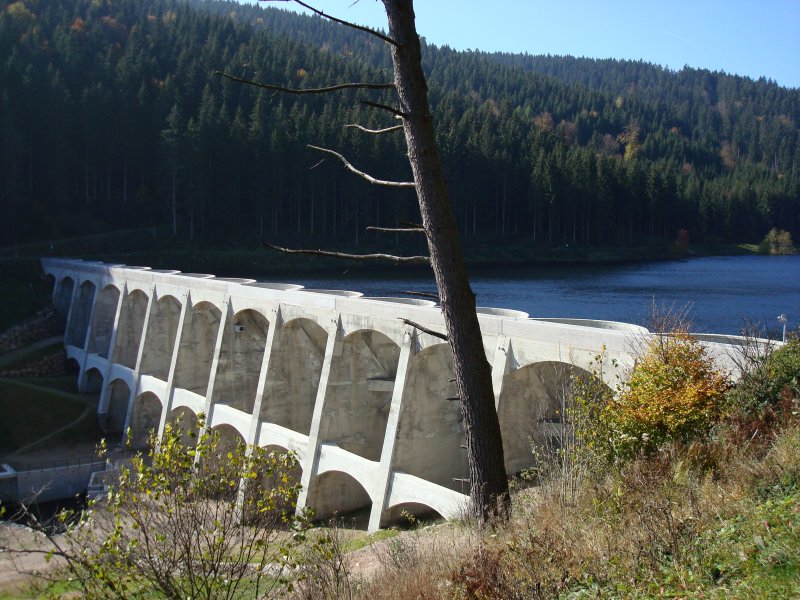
<box><xmin>366</xmin><ymin>225</ymin><xmax>426</xmax><ymax>234</ymax></box>
<box><xmin>398</xmin><ymin>220</ymin><xmax>424</xmax><ymax>229</ymax></box>
<box><xmin>359</xmin><ymin>100</ymin><xmax>408</xmax><ymax>118</ymax></box>
<box><xmin>215</xmin><ymin>71</ymin><xmax>394</xmax><ymax>94</ymax></box>
<box><xmin>263</xmin><ymin>0</ymin><xmax>400</xmax><ymax>46</ymax></box>
<box><xmin>307</xmin><ymin>145</ymin><xmax>415</xmax><ymax>188</ymax></box>
<box><xmin>261</xmin><ymin>241</ymin><xmax>429</xmax><ymax>265</ymax></box>
<box><xmin>400</xmin><ymin>318</ymin><xmax>448</xmax><ymax>341</ymax></box>
<box><xmin>345</xmin><ymin>123</ymin><xmax>403</xmax><ymax>135</ymax></box>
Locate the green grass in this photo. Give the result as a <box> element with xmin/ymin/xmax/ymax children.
<box><xmin>345</xmin><ymin>527</ymin><xmax>401</xmax><ymax>552</ymax></box>
<box><xmin>570</xmin><ymin>488</ymin><xmax>800</xmax><ymax>599</ymax></box>
<box><xmin>0</xmin><ymin>578</ymin><xmax>82</xmax><ymax>600</ymax></box>
<box><xmin>0</xmin><ymin>378</ymin><xmax>101</xmax><ymax>455</ymax></box>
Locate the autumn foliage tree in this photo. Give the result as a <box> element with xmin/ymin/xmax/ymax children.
<box><xmin>605</xmin><ymin>331</ymin><xmax>730</xmax><ymax>459</ymax></box>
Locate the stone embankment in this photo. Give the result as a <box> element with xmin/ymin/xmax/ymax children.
<box><xmin>0</xmin><ymin>307</ymin><xmax>67</xmax><ymax>377</ymax></box>
<box><xmin>0</xmin><ymin>348</ymin><xmax>67</xmax><ymax>378</ymax></box>
<box><xmin>0</xmin><ymin>307</ymin><xmax>64</xmax><ymax>355</ymax></box>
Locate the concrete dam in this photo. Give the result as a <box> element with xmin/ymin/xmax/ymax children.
<box><xmin>41</xmin><ymin>258</ymin><xmax>743</xmax><ymax>531</ymax></box>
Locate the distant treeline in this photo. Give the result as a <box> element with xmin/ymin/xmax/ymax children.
<box><xmin>1</xmin><ymin>0</ymin><xmax>798</xmax><ymax>249</ymax></box>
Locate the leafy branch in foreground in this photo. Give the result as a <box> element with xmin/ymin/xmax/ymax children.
<box><xmin>2</xmin><ymin>415</ymin><xmax>309</xmax><ymax>599</ymax></box>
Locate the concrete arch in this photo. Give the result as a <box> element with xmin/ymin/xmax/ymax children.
<box><xmin>244</xmin><ymin>444</ymin><xmax>304</xmax><ymax>518</ymax></box>
<box><xmin>166</xmin><ymin>406</ymin><xmax>200</xmax><ymax>449</ymax></box>
<box><xmin>339</xmin><ymin>319</ymin><xmax>402</xmax><ymax>344</ymax></box>
<box><xmin>140</xmin><ymin>294</ymin><xmax>182</xmax><ymax>380</ymax></box>
<box><xmin>173</xmin><ymin>301</ymin><xmax>222</xmax><ymax>396</ymax></box>
<box><xmin>205</xmin><ymin>424</ymin><xmax>246</xmax><ymax>485</ymax></box>
<box><xmin>261</xmin><ymin>318</ymin><xmax>327</xmax><ymax>436</ymax></box>
<box><xmin>53</xmin><ymin>276</ymin><xmax>73</xmax><ymax>317</ymax></box>
<box><xmin>106</xmin><ymin>379</ymin><xmax>131</xmax><ymax>438</ymax></box>
<box><xmin>212</xmin><ymin>308</ymin><xmax>270</xmax><ymax>414</ymax></box>
<box><xmin>68</xmin><ymin>280</ymin><xmax>96</xmax><ymax>348</ymax></box>
<box><xmin>318</xmin><ymin>329</ymin><xmax>400</xmax><ymax>462</ymax></box>
<box><xmin>393</xmin><ymin>343</ymin><xmax>469</xmax><ymax>494</ymax></box>
<box><xmin>263</xmin><ymin>444</ymin><xmax>303</xmax><ymax>486</ymax></box>
<box><xmin>305</xmin><ymin>470</ymin><xmax>372</xmax><ymax>522</ymax></box>
<box><xmin>113</xmin><ymin>289</ymin><xmax>149</xmax><ymax>368</ymax></box>
<box><xmin>130</xmin><ymin>392</ymin><xmax>163</xmax><ymax>449</ymax></box>
<box><xmin>382</xmin><ymin>502</ymin><xmax>444</xmax><ymax>527</ymax></box>
<box><xmin>88</xmin><ymin>284</ymin><xmax>121</xmax><ymax>357</ymax></box>
<box><xmin>498</xmin><ymin>361</ymin><xmax>610</xmax><ymax>475</ymax></box>
<box><xmin>212</xmin><ymin>423</ymin><xmax>245</xmax><ymax>455</ymax></box>
<box><xmin>85</xmin><ymin>367</ymin><xmax>104</xmax><ymax>394</ymax></box>
<box><xmin>65</xmin><ymin>357</ymin><xmax>80</xmax><ymax>375</ymax></box>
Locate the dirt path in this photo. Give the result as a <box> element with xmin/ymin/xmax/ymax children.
<box><xmin>0</xmin><ymin>523</ymin><xmax>68</xmax><ymax>595</ymax></box>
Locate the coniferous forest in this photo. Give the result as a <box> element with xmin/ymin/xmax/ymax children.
<box><xmin>2</xmin><ymin>0</ymin><xmax>799</xmax><ymax>251</ymax></box>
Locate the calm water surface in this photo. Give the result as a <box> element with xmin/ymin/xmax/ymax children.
<box><xmin>278</xmin><ymin>255</ymin><xmax>800</xmax><ymax>335</ymax></box>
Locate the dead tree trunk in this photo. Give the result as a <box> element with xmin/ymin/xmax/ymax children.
<box><xmin>382</xmin><ymin>0</ymin><xmax>510</xmax><ymax>525</ymax></box>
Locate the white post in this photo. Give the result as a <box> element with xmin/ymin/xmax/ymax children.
<box><xmin>296</xmin><ymin>313</ymin><xmax>342</xmax><ymax>514</ymax></box>
<box><xmin>368</xmin><ymin>327</ymin><xmax>415</xmax><ymax>532</ymax></box>
<box><xmin>157</xmin><ymin>290</ymin><xmax>191</xmax><ymax>437</ymax></box>
<box><xmin>201</xmin><ymin>295</ymin><xmax>231</xmax><ymax>428</ymax></box>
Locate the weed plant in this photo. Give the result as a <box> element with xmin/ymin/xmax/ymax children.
<box><xmin>354</xmin><ymin>331</ymin><xmax>799</xmax><ymax>599</ymax></box>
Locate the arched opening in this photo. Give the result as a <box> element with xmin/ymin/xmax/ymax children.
<box><xmin>130</xmin><ymin>392</ymin><xmax>163</xmax><ymax>449</ymax></box>
<box><xmin>393</xmin><ymin>344</ymin><xmax>469</xmax><ymax>494</ymax></box>
<box><xmin>65</xmin><ymin>357</ymin><xmax>80</xmax><ymax>376</ymax></box>
<box><xmin>212</xmin><ymin>309</ymin><xmax>270</xmax><ymax>414</ymax></box>
<box><xmin>261</xmin><ymin>318</ymin><xmax>327</xmax><ymax>435</ymax></box>
<box><xmin>173</xmin><ymin>301</ymin><xmax>222</xmax><ymax>396</ymax></box>
<box><xmin>381</xmin><ymin>502</ymin><xmax>444</xmax><ymax>529</ymax></box>
<box><xmin>68</xmin><ymin>280</ymin><xmax>96</xmax><ymax>348</ymax></box>
<box><xmin>113</xmin><ymin>289</ymin><xmax>149</xmax><ymax>368</ymax></box>
<box><xmin>88</xmin><ymin>285</ymin><xmax>120</xmax><ymax>358</ymax></box>
<box><xmin>166</xmin><ymin>406</ymin><xmax>200</xmax><ymax>449</ymax></box>
<box><xmin>53</xmin><ymin>276</ymin><xmax>74</xmax><ymax>318</ymax></box>
<box><xmin>498</xmin><ymin>361</ymin><xmax>610</xmax><ymax>475</ymax></box>
<box><xmin>201</xmin><ymin>424</ymin><xmax>246</xmax><ymax>491</ymax></box>
<box><xmin>305</xmin><ymin>470</ymin><xmax>372</xmax><ymax>523</ymax></box>
<box><xmin>211</xmin><ymin>423</ymin><xmax>245</xmax><ymax>456</ymax></box>
<box><xmin>243</xmin><ymin>444</ymin><xmax>303</xmax><ymax>521</ymax></box>
<box><xmin>84</xmin><ymin>367</ymin><xmax>104</xmax><ymax>394</ymax></box>
<box><xmin>106</xmin><ymin>379</ymin><xmax>131</xmax><ymax>439</ymax></box>
<box><xmin>140</xmin><ymin>295</ymin><xmax>182</xmax><ymax>381</ymax></box>
<box><xmin>318</xmin><ymin>330</ymin><xmax>400</xmax><ymax>461</ymax></box>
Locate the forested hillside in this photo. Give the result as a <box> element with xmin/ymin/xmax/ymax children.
<box><xmin>2</xmin><ymin>0</ymin><xmax>798</xmax><ymax>250</ymax></box>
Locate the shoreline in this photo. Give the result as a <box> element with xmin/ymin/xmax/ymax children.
<box><xmin>40</xmin><ymin>241</ymin><xmax>766</xmax><ymax>280</ymax></box>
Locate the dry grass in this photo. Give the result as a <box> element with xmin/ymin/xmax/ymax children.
<box><xmin>347</xmin><ymin>417</ymin><xmax>799</xmax><ymax>600</ymax></box>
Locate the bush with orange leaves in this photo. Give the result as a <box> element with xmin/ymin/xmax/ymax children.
<box><xmin>605</xmin><ymin>331</ymin><xmax>731</xmax><ymax>460</ymax></box>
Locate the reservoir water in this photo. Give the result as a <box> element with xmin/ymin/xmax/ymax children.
<box><xmin>280</xmin><ymin>255</ymin><xmax>800</xmax><ymax>336</ymax></box>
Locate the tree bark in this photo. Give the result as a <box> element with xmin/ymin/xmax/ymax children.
<box><xmin>382</xmin><ymin>0</ymin><xmax>510</xmax><ymax>525</ymax></box>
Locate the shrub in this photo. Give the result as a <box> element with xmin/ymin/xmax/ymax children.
<box><xmin>729</xmin><ymin>336</ymin><xmax>800</xmax><ymax>414</ymax></box>
<box><xmin>3</xmin><ymin>415</ymin><xmax>308</xmax><ymax>599</ymax></box>
<box><xmin>764</xmin><ymin>337</ymin><xmax>800</xmax><ymax>402</ymax></box>
<box><xmin>605</xmin><ymin>331</ymin><xmax>730</xmax><ymax>459</ymax></box>
<box><xmin>558</xmin><ymin>352</ymin><xmax>617</xmax><ymax>499</ymax></box>
<box><xmin>758</xmin><ymin>228</ymin><xmax>796</xmax><ymax>255</ymax></box>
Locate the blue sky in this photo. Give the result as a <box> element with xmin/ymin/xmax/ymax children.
<box><xmin>247</xmin><ymin>1</ymin><xmax>800</xmax><ymax>88</ymax></box>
